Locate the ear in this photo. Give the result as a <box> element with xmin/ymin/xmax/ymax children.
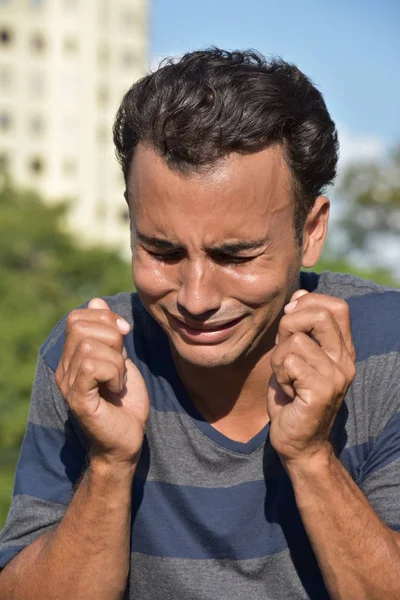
<box><xmin>301</xmin><ymin>196</ymin><xmax>330</xmax><ymax>268</ymax></box>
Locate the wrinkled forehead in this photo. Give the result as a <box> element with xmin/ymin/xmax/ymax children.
<box><xmin>127</xmin><ymin>143</ymin><xmax>294</xmax><ymax>216</ymax></box>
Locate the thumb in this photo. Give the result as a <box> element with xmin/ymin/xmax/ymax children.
<box><xmin>289</xmin><ymin>289</ymin><xmax>309</xmax><ymax>303</ymax></box>
<box><xmin>123</xmin><ymin>357</ymin><xmax>150</xmax><ymax>424</ymax></box>
<box><xmin>88</xmin><ymin>297</ymin><xmax>111</xmax><ymax>310</ymax></box>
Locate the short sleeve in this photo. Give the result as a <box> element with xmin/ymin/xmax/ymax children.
<box><xmin>0</xmin><ymin>352</ymin><xmax>87</xmax><ymax>568</ymax></box>
<box><xmin>359</xmin><ymin>361</ymin><xmax>400</xmax><ymax>532</ymax></box>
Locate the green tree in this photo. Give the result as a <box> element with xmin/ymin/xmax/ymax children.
<box><xmin>0</xmin><ymin>179</ymin><xmax>133</xmax><ymax>525</ymax></box>
<box><xmin>336</xmin><ymin>144</ymin><xmax>400</xmax><ymax>274</ymax></box>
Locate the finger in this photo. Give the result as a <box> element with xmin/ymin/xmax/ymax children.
<box><xmin>289</xmin><ymin>289</ymin><xmax>309</xmax><ymax>303</ymax></box>
<box><xmin>66</xmin><ymin>340</ymin><xmax>126</xmax><ymax>394</ymax></box>
<box><xmin>88</xmin><ymin>298</ymin><xmax>131</xmax><ymax>334</ymax></box>
<box><xmin>88</xmin><ymin>298</ymin><xmax>111</xmax><ymax>310</ymax></box>
<box><xmin>62</xmin><ymin>320</ymin><xmax>127</xmax><ymax>377</ymax></box>
<box><xmin>273</xmin><ymin>352</ymin><xmax>339</xmax><ymax>411</ymax></box>
<box><xmin>272</xmin><ymin>331</ymin><xmax>335</xmax><ymax>380</ymax></box>
<box><xmin>277</xmin><ymin>308</ymin><xmax>345</xmax><ymax>364</ymax></box>
<box><xmin>271</xmin><ymin>334</ymin><xmax>349</xmax><ymax>402</ymax></box>
<box><xmin>284</xmin><ymin>293</ymin><xmax>355</xmax><ymax>360</ymax></box>
<box><xmin>64</xmin><ymin>319</ymin><xmax>126</xmax><ymax>359</ymax></box>
<box><xmin>66</xmin><ymin>306</ymin><xmax>130</xmax><ymax>336</ymax></box>
<box><xmin>68</xmin><ymin>358</ymin><xmax>124</xmax><ymax>416</ymax></box>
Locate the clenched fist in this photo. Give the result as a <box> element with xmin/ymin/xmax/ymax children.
<box><xmin>55</xmin><ymin>298</ymin><xmax>150</xmax><ymax>469</ymax></box>
<box><xmin>268</xmin><ymin>289</ymin><xmax>356</xmax><ymax>468</ymax></box>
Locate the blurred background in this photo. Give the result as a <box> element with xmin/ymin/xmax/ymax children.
<box><xmin>0</xmin><ymin>0</ymin><xmax>399</xmax><ymax>527</ymax></box>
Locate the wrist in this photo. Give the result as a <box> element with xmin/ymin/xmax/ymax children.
<box><xmin>282</xmin><ymin>442</ymin><xmax>335</xmax><ymax>479</ymax></box>
<box><xmin>89</xmin><ymin>452</ymin><xmax>138</xmax><ymax>482</ymax></box>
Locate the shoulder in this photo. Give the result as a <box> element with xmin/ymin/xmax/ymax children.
<box><xmin>40</xmin><ymin>291</ymin><xmax>140</xmax><ymax>372</ymax></box>
<box><xmin>306</xmin><ymin>271</ymin><xmax>400</xmax><ymax>359</ymax></box>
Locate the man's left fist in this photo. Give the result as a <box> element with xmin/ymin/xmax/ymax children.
<box><xmin>268</xmin><ymin>289</ymin><xmax>356</xmax><ymax>467</ymax></box>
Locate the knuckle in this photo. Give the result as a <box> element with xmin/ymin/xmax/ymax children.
<box><xmin>291</xmin><ymin>331</ymin><xmax>305</xmax><ymax>347</ymax></box>
<box><xmin>80</xmin><ymin>358</ymin><xmax>96</xmax><ymax>376</ymax></box>
<box><xmin>97</xmin><ymin>310</ymin><xmax>115</xmax><ymax>326</ymax></box>
<box><xmin>79</xmin><ymin>338</ymin><xmax>95</xmax><ymax>355</ymax></box>
<box><xmin>283</xmin><ymin>352</ymin><xmax>296</xmax><ymax>370</ymax></box>
<box><xmin>66</xmin><ymin>311</ymin><xmax>79</xmax><ymax>330</ymax></box>
<box><xmin>336</xmin><ymin>298</ymin><xmax>349</xmax><ymax>315</ymax></box>
<box><xmin>316</xmin><ymin>309</ymin><xmax>330</xmax><ymax>325</ymax></box>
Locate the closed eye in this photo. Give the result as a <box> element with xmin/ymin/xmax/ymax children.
<box><xmin>146</xmin><ymin>249</ymin><xmax>184</xmax><ymax>263</ymax></box>
<box><xmin>145</xmin><ymin>248</ymin><xmax>257</xmax><ymax>265</ymax></box>
<box><xmin>212</xmin><ymin>253</ymin><xmax>257</xmax><ymax>265</ymax></box>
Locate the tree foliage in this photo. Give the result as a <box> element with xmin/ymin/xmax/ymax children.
<box><xmin>337</xmin><ymin>144</ymin><xmax>400</xmax><ymax>268</ymax></box>
<box><xmin>0</xmin><ymin>180</ymin><xmax>133</xmax><ymax>525</ymax></box>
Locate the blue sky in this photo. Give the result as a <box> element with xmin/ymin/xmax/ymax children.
<box><xmin>150</xmin><ymin>0</ymin><xmax>400</xmax><ymax>165</ymax></box>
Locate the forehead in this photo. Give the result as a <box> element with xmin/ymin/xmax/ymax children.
<box><xmin>127</xmin><ymin>143</ymin><xmax>294</xmax><ymax>239</ymax></box>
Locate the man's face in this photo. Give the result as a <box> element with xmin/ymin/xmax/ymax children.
<box><xmin>128</xmin><ymin>144</ymin><xmax>306</xmax><ymax>369</ymax></box>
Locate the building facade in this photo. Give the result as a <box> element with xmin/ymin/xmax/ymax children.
<box><xmin>0</xmin><ymin>0</ymin><xmax>148</xmax><ymax>254</ymax></box>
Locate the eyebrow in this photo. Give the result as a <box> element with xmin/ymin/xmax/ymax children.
<box><xmin>136</xmin><ymin>232</ymin><xmax>180</xmax><ymax>251</ymax></box>
<box><xmin>136</xmin><ymin>231</ymin><xmax>270</xmax><ymax>254</ymax></box>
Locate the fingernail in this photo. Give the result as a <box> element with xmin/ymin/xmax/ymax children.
<box><xmin>122</xmin><ymin>347</ymin><xmax>128</xmax><ymax>360</ymax></box>
<box><xmin>275</xmin><ymin>333</ymin><xmax>279</xmax><ymax>345</ymax></box>
<box><xmin>116</xmin><ymin>318</ymin><xmax>130</xmax><ymax>334</ymax></box>
<box><xmin>291</xmin><ymin>289</ymin><xmax>309</xmax><ymax>301</ymax></box>
<box><xmin>284</xmin><ymin>300</ymin><xmax>298</xmax><ymax>313</ymax></box>
<box><xmin>124</xmin><ymin>371</ymin><xmax>128</xmax><ymax>385</ymax></box>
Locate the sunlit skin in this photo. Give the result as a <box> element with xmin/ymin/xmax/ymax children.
<box><xmin>127</xmin><ymin>143</ymin><xmax>329</xmax><ymax>439</ymax></box>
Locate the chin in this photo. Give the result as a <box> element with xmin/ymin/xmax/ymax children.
<box><xmin>168</xmin><ymin>334</ymin><xmax>258</xmax><ymax>369</ymax></box>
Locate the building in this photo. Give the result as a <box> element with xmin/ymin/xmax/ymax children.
<box><xmin>0</xmin><ymin>0</ymin><xmax>148</xmax><ymax>255</ymax></box>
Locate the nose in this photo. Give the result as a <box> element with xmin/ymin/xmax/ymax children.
<box><xmin>177</xmin><ymin>258</ymin><xmax>222</xmax><ymax>318</ymax></box>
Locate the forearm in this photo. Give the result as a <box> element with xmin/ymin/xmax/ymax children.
<box><xmin>0</xmin><ymin>458</ymin><xmax>135</xmax><ymax>600</ymax></box>
<box><xmin>286</xmin><ymin>449</ymin><xmax>400</xmax><ymax>600</ymax></box>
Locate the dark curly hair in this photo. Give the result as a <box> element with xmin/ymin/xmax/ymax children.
<box><xmin>113</xmin><ymin>48</ymin><xmax>338</xmax><ymax>242</ymax></box>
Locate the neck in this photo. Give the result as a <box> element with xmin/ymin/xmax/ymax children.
<box><xmin>171</xmin><ymin>328</ymin><xmax>277</xmax><ymax>442</ymax></box>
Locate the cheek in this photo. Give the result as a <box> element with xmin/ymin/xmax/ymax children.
<box><xmin>226</xmin><ymin>267</ymin><xmax>287</xmax><ymax>308</ymax></box>
<box><xmin>132</xmin><ymin>256</ymin><xmax>175</xmax><ymax>301</ymax></box>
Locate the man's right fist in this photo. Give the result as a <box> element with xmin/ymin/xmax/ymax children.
<box><xmin>55</xmin><ymin>298</ymin><xmax>150</xmax><ymax>470</ymax></box>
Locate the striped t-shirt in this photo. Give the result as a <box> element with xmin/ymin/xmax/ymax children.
<box><xmin>1</xmin><ymin>271</ymin><xmax>400</xmax><ymax>599</ymax></box>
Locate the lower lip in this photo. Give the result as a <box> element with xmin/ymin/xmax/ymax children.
<box><xmin>170</xmin><ymin>315</ymin><xmax>245</xmax><ymax>344</ymax></box>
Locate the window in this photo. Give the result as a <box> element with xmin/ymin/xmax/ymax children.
<box><xmin>63</xmin><ymin>36</ymin><xmax>78</xmax><ymax>55</ymax></box>
<box><xmin>62</xmin><ymin>158</ymin><xmax>77</xmax><ymax>176</ymax></box>
<box><xmin>29</xmin><ymin>114</ymin><xmax>45</xmax><ymax>136</ymax></box>
<box><xmin>0</xmin><ymin>66</ymin><xmax>12</xmax><ymax>91</ymax></box>
<box><xmin>121</xmin><ymin>49</ymin><xmax>135</xmax><ymax>68</ymax></box>
<box><xmin>0</xmin><ymin>111</ymin><xmax>12</xmax><ymax>131</ymax></box>
<box><xmin>121</xmin><ymin>8</ymin><xmax>136</xmax><ymax>29</ymax></box>
<box><xmin>30</xmin><ymin>32</ymin><xmax>46</xmax><ymax>54</ymax></box>
<box><xmin>0</xmin><ymin>27</ymin><xmax>13</xmax><ymax>47</ymax></box>
<box><xmin>28</xmin><ymin>156</ymin><xmax>45</xmax><ymax>175</ymax></box>
<box><xmin>97</xmin><ymin>84</ymin><xmax>109</xmax><ymax>107</ymax></box>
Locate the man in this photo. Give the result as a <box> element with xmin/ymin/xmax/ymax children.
<box><xmin>0</xmin><ymin>48</ymin><xmax>399</xmax><ymax>599</ymax></box>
